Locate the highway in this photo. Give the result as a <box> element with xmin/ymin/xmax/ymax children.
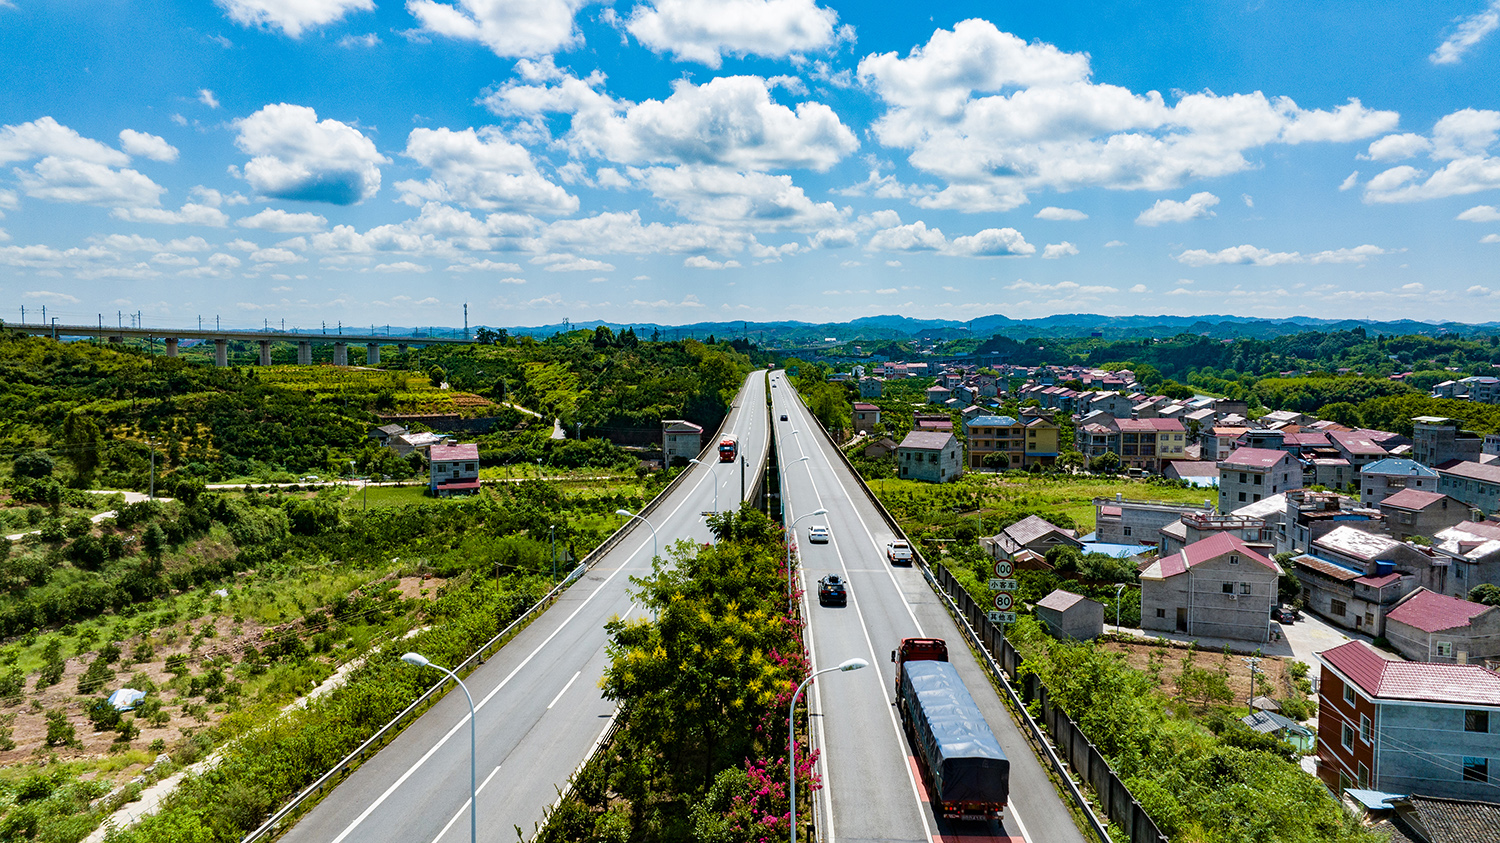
<box><xmin>769</xmin><ymin>370</ymin><xmax>1090</xmax><ymax>843</ymax></box>
<box><xmin>277</xmin><ymin>371</ymin><xmax>770</xmax><ymax>843</ymax></box>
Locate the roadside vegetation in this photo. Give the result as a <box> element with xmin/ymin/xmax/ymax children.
<box><xmin>538</xmin><ymin>509</ymin><xmax>815</xmax><ymax>842</ymax></box>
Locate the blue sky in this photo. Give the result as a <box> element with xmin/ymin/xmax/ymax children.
<box><xmin>2</xmin><ymin>0</ymin><xmax>1499</xmax><ymax>330</ymax></box>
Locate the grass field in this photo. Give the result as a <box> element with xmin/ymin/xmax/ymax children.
<box><xmin>868</xmin><ymin>473</ymin><xmax>1214</xmax><ymax>536</ymax></box>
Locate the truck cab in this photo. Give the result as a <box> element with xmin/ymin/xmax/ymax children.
<box><xmin>891</xmin><ymin>637</ymin><xmax>948</xmax><ymax>694</ymax></box>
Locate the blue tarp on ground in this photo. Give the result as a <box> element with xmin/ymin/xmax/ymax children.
<box><xmin>108</xmin><ymin>688</ymin><xmax>146</xmax><ymax>711</ymax></box>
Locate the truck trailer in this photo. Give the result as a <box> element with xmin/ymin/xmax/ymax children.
<box><xmin>718</xmin><ymin>434</ymin><xmax>738</xmax><ymax>462</ymax></box>
<box><xmin>893</xmin><ymin>638</ymin><xmax>1009</xmax><ymax>821</ymax></box>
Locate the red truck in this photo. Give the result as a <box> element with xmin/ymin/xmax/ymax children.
<box><xmin>718</xmin><ymin>434</ymin><xmax>738</xmax><ymax>462</ymax></box>
<box><xmin>892</xmin><ymin>637</ymin><xmax>1010</xmax><ymax>821</ymax></box>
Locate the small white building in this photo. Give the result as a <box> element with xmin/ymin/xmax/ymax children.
<box><xmin>661</xmin><ymin>419</ymin><xmax>704</xmax><ymax>466</ymax></box>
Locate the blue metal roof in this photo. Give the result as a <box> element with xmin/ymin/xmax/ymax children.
<box><xmin>966</xmin><ymin>415</ymin><xmax>1019</xmax><ymax>427</ymax></box>
<box><xmin>1360</xmin><ymin>458</ymin><xmax>1437</xmax><ymax>477</ymax></box>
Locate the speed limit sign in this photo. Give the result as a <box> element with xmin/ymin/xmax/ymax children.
<box><xmin>993</xmin><ymin>593</ymin><xmax>1013</xmax><ymax>611</ymax></box>
<box><xmin>993</xmin><ymin>559</ymin><xmax>1013</xmax><ymax>578</ymax></box>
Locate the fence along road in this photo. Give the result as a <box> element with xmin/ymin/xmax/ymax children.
<box><xmin>770</xmin><ymin>370</ymin><xmax>1090</xmax><ymax>843</ymax></box>
<box><xmin>273</xmin><ymin>372</ymin><xmax>771</xmax><ymax>843</ymax></box>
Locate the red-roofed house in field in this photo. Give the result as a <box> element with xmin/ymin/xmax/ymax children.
<box><xmin>1383</xmin><ymin>588</ymin><xmax>1500</xmax><ymax>664</ymax></box>
<box><xmin>852</xmin><ymin>402</ymin><xmax>880</xmax><ymax>435</ymax></box>
<box><xmin>1317</xmin><ymin>640</ymin><xmax>1500</xmax><ymax>798</ymax></box>
<box><xmin>1218</xmin><ymin>447</ymin><xmax>1299</xmax><ymax>512</ymax></box>
<box><xmin>1139</xmin><ymin>533</ymin><xmax>1282</xmax><ymax>642</ymax></box>
<box><xmin>429</xmin><ymin>443</ymin><xmax>481</xmax><ymax>497</ymax></box>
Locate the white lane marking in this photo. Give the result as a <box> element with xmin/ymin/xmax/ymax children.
<box><xmin>326</xmin><ymin>404</ymin><xmax>754</xmax><ymax>843</ymax></box>
<box><xmin>547</xmin><ymin>671</ymin><xmax>582</xmax><ymax>710</ymax></box>
<box><xmin>778</xmin><ymin>393</ymin><xmax>934</xmax><ymax>842</ymax></box>
<box><xmin>778</xmin><ymin>374</ymin><xmax>1036</xmax><ymax>843</ymax></box>
<box><xmin>428</xmin><ymin>766</ymin><xmax>503</xmax><ymax>843</ymax></box>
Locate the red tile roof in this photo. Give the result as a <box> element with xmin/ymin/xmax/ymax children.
<box><xmin>1166</xmin><ymin>460</ymin><xmax>1220</xmax><ymax>477</ymax></box>
<box><xmin>1037</xmin><ymin>590</ymin><xmax>1092</xmax><ymax>612</ymax></box>
<box><xmin>1378</xmin><ymin>489</ymin><xmax>1449</xmax><ymax>511</ymax></box>
<box><xmin>1321</xmin><ymin>640</ymin><xmax>1500</xmax><ymax>705</ymax></box>
<box><xmin>429</xmin><ymin>443</ymin><xmax>480</xmax><ymax>461</ymax></box>
<box><xmin>1440</xmin><ymin>460</ymin><xmax>1500</xmax><ymax>484</ymax></box>
<box><xmin>1218</xmin><ymin>447</ymin><xmax>1291</xmax><ymax>469</ymax></box>
<box><xmin>1293</xmin><ymin>554</ymin><xmax>1364</xmax><ymax>582</ymax></box>
<box><xmin>434</xmin><ymin>478</ymin><xmax>481</xmax><ymax>490</ymax></box>
<box><xmin>1099</xmin><ymin>505</ymin><xmax>1122</xmax><ymax>517</ymax></box>
<box><xmin>1158</xmin><ymin>533</ymin><xmax>1277</xmax><ymax>578</ymax></box>
<box><xmin>1385</xmin><ymin>588</ymin><xmax>1493</xmax><ymax>633</ymax></box>
<box><xmin>1354</xmin><ymin>572</ymin><xmax>1402</xmax><ymax>588</ymax></box>
<box><xmin>1329</xmin><ymin>430</ymin><xmax>1388</xmax><ymax>456</ymax></box>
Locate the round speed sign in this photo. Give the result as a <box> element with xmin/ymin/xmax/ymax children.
<box><xmin>993</xmin><ymin>593</ymin><xmax>1013</xmax><ymax>611</ymax></box>
<box><xmin>993</xmin><ymin>559</ymin><xmax>1013</xmax><ymax>578</ymax></box>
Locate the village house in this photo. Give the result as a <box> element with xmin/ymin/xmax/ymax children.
<box><xmin>661</xmin><ymin>419</ymin><xmax>703</xmax><ymax>466</ymax></box>
<box><xmin>428</xmin><ymin>443</ymin><xmax>481</xmax><ymax>497</ymax></box>
<box><xmin>1383</xmin><ymin>588</ymin><xmax>1500</xmax><ymax>664</ymax></box>
<box><xmin>1093</xmin><ymin>496</ymin><xmax>1212</xmax><ymax>546</ymax></box>
<box><xmin>1431</xmin><ymin>521</ymin><xmax>1500</xmax><ymax>598</ymax></box>
<box><xmin>1317</xmin><ymin>640</ymin><xmax>1500</xmax><ymax>798</ymax></box>
<box><xmin>1292</xmin><ymin>525</ymin><xmax>1433</xmax><ymax>635</ymax></box>
<box><xmin>1140</xmin><ymin>533</ymin><xmax>1281</xmax><ymax>642</ymax></box>
<box><xmin>1203</xmin><ymin>425</ymin><xmax>1248</xmax><ymax>462</ymax></box>
<box><xmin>1360</xmin><ymin>458</ymin><xmax>1440</xmax><ymax>505</ymax></box>
<box><xmin>852</xmin><ymin>402</ymin><xmax>880</xmax><ymax>435</ymax></box>
<box><xmin>1437</xmin><ymin>460</ymin><xmax>1500</xmax><ymax>515</ymax></box>
<box><xmin>1159</xmin><ymin>510</ymin><xmax>1274</xmax><ymax>556</ymax></box>
<box><xmin>1378</xmin><ymin>489</ymin><xmax>1471</xmax><ymax>542</ymax></box>
<box><xmin>981</xmin><ymin>514</ymin><xmax>1081</xmax><ymax>562</ymax></box>
<box><xmin>1413</xmin><ymin>415</ymin><xmax>1486</xmax><ymax>466</ymax></box>
<box><xmin>1218</xmin><ymin>447</ymin><xmax>1299</xmax><ymax>510</ymax></box>
<box><xmin>895</xmin><ymin>431</ymin><xmax>963</xmax><ymax>483</ymax></box>
<box><xmin>1035</xmin><ymin>590</ymin><xmax>1105</xmax><ymax>641</ymax></box>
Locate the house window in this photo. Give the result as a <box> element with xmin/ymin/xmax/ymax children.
<box><xmin>1156</xmin><ymin>608</ymin><xmax>1166</xmax><ymax>618</ymax></box>
<box><xmin>1341</xmin><ymin>722</ymin><xmax>1354</xmax><ymax>751</ymax></box>
<box><xmin>1253</xmin><ymin>474</ymin><xmax>1262</xmax><ymax>485</ymax></box>
<box><xmin>1123</xmin><ymin>526</ymin><xmax>1133</xmax><ymax>536</ymax></box>
<box><xmin>1467</xmin><ymin>711</ymin><xmax>1490</xmax><ymax>733</ymax></box>
<box><xmin>1343</xmin><ymin>683</ymin><xmax>1356</xmax><ymax>706</ymax></box>
<box><xmin>1239</xmin><ymin>492</ymin><xmax>1247</xmax><ymax>502</ymax></box>
<box><xmin>1464</xmin><ymin>757</ymin><xmax>1490</xmax><ymax>783</ymax></box>
<box><xmin>1253</xmin><ymin>494</ymin><xmax>1261</xmax><ymax>502</ymax></box>
<box><xmin>1230</xmin><ymin>555</ymin><xmax>1240</xmax><ymax>564</ymax></box>
<box><xmin>1360</xmin><ymin>714</ymin><xmax>1371</xmax><ymax>743</ymax></box>
<box><xmin>1332</xmin><ymin>599</ymin><xmax>1347</xmax><ymax>617</ymax></box>
<box><xmin>1437</xmin><ymin>641</ymin><xmax>1454</xmax><ymax>657</ymax></box>
<box><xmin>1223</xmin><ymin>582</ymin><xmax>1234</xmax><ymax>594</ymax></box>
<box><xmin>1240</xmin><ymin>472</ymin><xmax>1248</xmax><ymax>483</ymax></box>
<box><xmin>1358</xmin><ymin>762</ymin><xmax>1370</xmax><ymax>789</ymax></box>
<box><xmin>1239</xmin><ymin>582</ymin><xmax>1252</xmax><ymax>595</ymax></box>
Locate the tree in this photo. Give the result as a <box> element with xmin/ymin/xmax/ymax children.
<box><xmin>474</xmin><ymin>327</ymin><xmax>498</xmax><ymax>345</ymax></box>
<box><xmin>982</xmin><ymin>452</ymin><xmax>1010</xmax><ymax>470</ymax></box>
<box><xmin>1470</xmin><ymin>583</ymin><xmax>1500</xmax><ymax>607</ymax></box>
<box><xmin>1320</xmin><ymin>401</ymin><xmax>1362</xmax><ymax>427</ymax></box>
<box><xmin>427</xmin><ymin>365</ymin><xmax>446</xmax><ymax>388</ymax></box>
<box><xmin>1088</xmin><ymin>452</ymin><xmax>1121</xmax><ymax>474</ymax></box>
<box><xmin>142</xmin><ymin>522</ymin><xmax>167</xmax><ymax>562</ymax></box>
<box><xmin>13</xmin><ymin>451</ymin><xmax>53</xmax><ymax>480</ymax></box>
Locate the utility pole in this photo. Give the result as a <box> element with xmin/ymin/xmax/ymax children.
<box><xmin>19</xmin><ymin>306</ymin><xmax>23</xmax><ymax>324</ymax></box>
<box><xmin>217</xmin><ymin>315</ymin><xmax>220</xmax><ymax>331</ymax></box>
<box><xmin>464</xmin><ymin>303</ymin><xmax>469</xmax><ymax>340</ymax></box>
<box><xmin>198</xmin><ymin>315</ymin><xmax>202</xmax><ymax>331</ymax></box>
<box><xmin>148</xmin><ymin>438</ymin><xmax>156</xmax><ymax>500</ymax></box>
<box><xmin>1242</xmin><ymin>656</ymin><xmax>1262</xmax><ymax>713</ymax></box>
<box><xmin>550</xmin><ymin>524</ymin><xmax>556</xmax><ymax>582</ymax></box>
<box><xmin>740</xmin><ymin>454</ymin><xmax>746</xmax><ymax>504</ymax></box>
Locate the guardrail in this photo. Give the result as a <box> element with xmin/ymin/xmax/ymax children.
<box><xmin>242</xmin><ymin>374</ymin><xmax>760</xmax><ymax>842</ymax></box>
<box><xmin>788</xmin><ymin>383</ymin><xmax>1166</xmax><ymax>843</ymax></box>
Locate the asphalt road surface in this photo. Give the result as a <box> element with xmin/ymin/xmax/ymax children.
<box><xmin>769</xmin><ymin>370</ymin><xmax>1090</xmax><ymax>843</ymax></box>
<box><xmin>277</xmin><ymin>372</ymin><xmax>770</xmax><ymax>843</ymax></box>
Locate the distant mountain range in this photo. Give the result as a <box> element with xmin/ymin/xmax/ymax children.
<box><xmin>475</xmin><ymin>313</ymin><xmax>1500</xmax><ymax>344</ymax></box>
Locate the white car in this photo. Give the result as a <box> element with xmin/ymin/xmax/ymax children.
<box><xmin>808</xmin><ymin>525</ymin><xmax>830</xmax><ymax>544</ymax></box>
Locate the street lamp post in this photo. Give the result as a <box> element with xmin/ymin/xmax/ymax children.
<box><xmin>1114</xmin><ymin>583</ymin><xmax>1126</xmax><ymax>631</ymax></box>
<box><xmin>688</xmin><ymin>457</ymin><xmax>718</xmax><ymax>513</ymax></box>
<box><xmin>786</xmin><ymin>505</ymin><xmax>827</xmax><ymax>606</ymax></box>
<box><xmin>401</xmin><ymin>653</ymin><xmax>476</xmax><ymax>843</ymax></box>
<box><xmin>615</xmin><ymin>509</ymin><xmax>658</xmax><ymax>561</ymax></box>
<box><xmin>789</xmin><ymin>658</ymin><xmax>868</xmax><ymax>843</ymax></box>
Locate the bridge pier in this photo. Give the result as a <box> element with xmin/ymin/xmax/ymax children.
<box><xmin>214</xmin><ymin>338</ymin><xmax>228</xmax><ymax>367</ymax></box>
<box><xmin>165</xmin><ymin>338</ymin><xmax>179</xmax><ymax>357</ymax></box>
<box><xmin>333</xmin><ymin>342</ymin><xmax>348</xmax><ymax>366</ymax></box>
<box><xmin>258</xmin><ymin>340</ymin><xmax>272</xmax><ymax>366</ymax></box>
<box><xmin>297</xmin><ymin>341</ymin><xmax>312</xmax><ymax>365</ymax></box>
<box><xmin>366</xmin><ymin>342</ymin><xmax>380</xmax><ymax>365</ymax></box>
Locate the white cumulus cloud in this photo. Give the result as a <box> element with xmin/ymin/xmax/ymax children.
<box><xmin>119</xmin><ymin>130</ymin><xmax>179</xmax><ymax>162</ymax></box>
<box><xmin>407</xmin><ymin>0</ymin><xmax>587</xmax><ymax>58</ymax></box>
<box><xmin>111</xmin><ymin>203</ymin><xmax>229</xmax><ymax>226</ymax></box>
<box><xmin>1136</xmin><ymin>192</ymin><xmax>1220</xmax><ymax>226</ymax></box>
<box><xmin>233</xmin><ymin>103</ymin><xmax>386</xmax><ymax>205</ymax></box>
<box><xmin>857</xmin><ymin>19</ymin><xmax>1398</xmax><ymax>212</ymax></box>
<box><xmin>684</xmin><ymin>255</ymin><xmax>741</xmax><ymax>269</ymax></box>
<box><xmin>237</xmin><ymin>208</ymin><xmax>329</xmax><ymax>232</ymax></box>
<box><xmin>216</xmin><ymin>0</ymin><xmax>373</xmax><ymax>37</ymax></box>
<box><xmin>1034</xmin><ymin>206</ymin><xmax>1087</xmax><ymax>221</ymax></box>
<box><xmin>1174</xmin><ymin>243</ymin><xmax>1390</xmax><ymax>266</ymax></box>
<box><xmin>1363</xmin><ymin>109</ymin><xmax>1500</xmax><ymax>203</ymax></box>
<box><xmin>623</xmin><ymin>0</ymin><xmax>840</xmax><ymax>68</ymax></box>
<box><xmin>396</xmin><ymin>126</ymin><xmax>578</xmax><ymax>215</ymax></box>
<box><xmin>1041</xmin><ymin>241</ymin><xmax>1078</xmax><ymax>259</ymax></box>
<box><xmin>1459</xmin><ymin>205</ymin><xmax>1500</xmax><ymax>221</ymax></box>
<box><xmin>0</xmin><ymin>117</ymin><xmax>130</xmax><ymax>166</ymax></box>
